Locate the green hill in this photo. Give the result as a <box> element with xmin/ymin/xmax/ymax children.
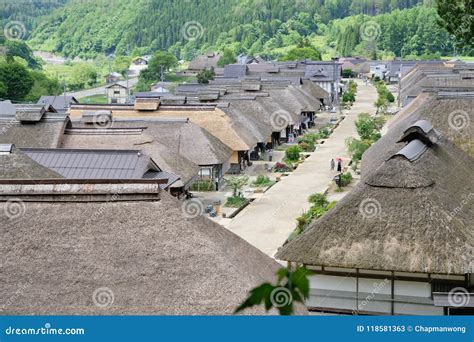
<box><xmin>24</xmin><ymin>0</ymin><xmax>448</xmax><ymax>59</ymax></box>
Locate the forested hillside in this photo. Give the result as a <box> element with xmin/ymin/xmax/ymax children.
<box><xmin>25</xmin><ymin>0</ymin><xmax>447</xmax><ymax>60</ymax></box>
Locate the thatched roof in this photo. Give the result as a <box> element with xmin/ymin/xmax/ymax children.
<box><xmin>0</xmin><ymin>145</ymin><xmax>62</xmax><ymax>179</ymax></box>
<box><xmin>0</xmin><ymin>102</ymin><xmax>69</xmax><ymax>148</ymax></box>
<box><xmin>134</xmin><ymin>98</ymin><xmax>160</xmax><ymax>111</ymax></box>
<box><xmin>69</xmin><ymin>104</ymin><xmax>255</xmax><ymax>151</ymax></box>
<box><xmin>110</xmin><ymin>120</ymin><xmax>233</xmax><ymax>166</ymax></box>
<box><xmin>362</xmin><ymin>93</ymin><xmax>474</xmax><ymax>174</ymax></box>
<box><xmin>0</xmin><ymin>181</ymin><xmax>283</xmax><ymax>315</ymax></box>
<box><xmin>276</xmin><ymin>125</ymin><xmax>474</xmax><ymax>275</ymax></box>
<box><xmin>61</xmin><ymin>130</ymin><xmax>199</xmax><ymax>188</ymax></box>
<box><xmin>188</xmin><ymin>53</ymin><xmax>220</xmax><ymax>71</ymax></box>
<box><xmin>301</xmin><ymin>80</ymin><xmax>330</xmax><ymax>102</ymax></box>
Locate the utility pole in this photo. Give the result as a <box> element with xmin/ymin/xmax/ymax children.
<box><xmin>63</xmin><ymin>77</ymin><xmax>67</xmax><ymax>109</ymax></box>
<box><xmin>126</xmin><ymin>70</ymin><xmax>130</xmax><ymax>103</ymax></box>
<box><xmin>160</xmin><ymin>65</ymin><xmax>164</xmax><ymax>83</ymax></box>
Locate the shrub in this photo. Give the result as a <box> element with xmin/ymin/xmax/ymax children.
<box><xmin>285</xmin><ymin>145</ymin><xmax>302</xmax><ymax>162</ymax></box>
<box><xmin>340</xmin><ymin>172</ymin><xmax>353</xmax><ymax>187</ymax></box>
<box><xmin>224</xmin><ymin>196</ymin><xmax>247</xmax><ymax>208</ymax></box>
<box><xmin>298</xmin><ymin>141</ymin><xmax>315</xmax><ymax>152</ymax></box>
<box><xmin>308</xmin><ymin>193</ymin><xmax>328</xmax><ymax>207</ymax></box>
<box><xmin>319</xmin><ymin>127</ymin><xmax>331</xmax><ymax>139</ymax></box>
<box><xmin>190</xmin><ymin>180</ymin><xmax>213</xmax><ymax>191</ymax></box>
<box><xmin>274</xmin><ymin>162</ymin><xmax>292</xmax><ymax>172</ymax></box>
<box><xmin>251</xmin><ymin>175</ymin><xmax>274</xmax><ymax>187</ymax></box>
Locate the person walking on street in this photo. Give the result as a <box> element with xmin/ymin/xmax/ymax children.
<box><xmin>337</xmin><ymin>159</ymin><xmax>342</xmax><ymax>172</ymax></box>
<box><xmin>330</xmin><ymin>158</ymin><xmax>335</xmax><ymax>171</ymax></box>
<box><xmin>215</xmin><ymin>176</ymin><xmax>219</xmax><ymax>191</ymax></box>
<box><xmin>269</xmin><ymin>149</ymin><xmax>273</xmax><ymax>162</ymax></box>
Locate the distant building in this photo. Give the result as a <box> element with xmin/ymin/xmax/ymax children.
<box><xmin>105</xmin><ymin>83</ymin><xmax>128</xmax><ymax>104</ymax></box>
<box><xmin>370</xmin><ymin>62</ymin><xmax>388</xmax><ymax>79</ymax></box>
<box><xmin>104</xmin><ymin>72</ymin><xmax>122</xmax><ymax>85</ymax></box>
<box><xmin>186</xmin><ymin>52</ymin><xmax>220</xmax><ymax>75</ymax></box>
<box><xmin>132</xmin><ymin>55</ymin><xmax>151</xmax><ymax>66</ymax></box>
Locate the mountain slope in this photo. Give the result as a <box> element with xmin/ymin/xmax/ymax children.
<box><xmin>27</xmin><ymin>0</ymin><xmax>429</xmax><ymax>58</ymax></box>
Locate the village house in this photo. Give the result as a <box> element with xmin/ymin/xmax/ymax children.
<box><xmin>186</xmin><ymin>52</ymin><xmax>220</xmax><ymax>75</ymax></box>
<box><xmin>106</xmin><ymin>83</ymin><xmax>129</xmax><ymax>104</ymax></box>
<box><xmin>0</xmin><ymin>179</ymin><xmax>284</xmax><ymax>315</ymax></box>
<box><xmin>20</xmin><ymin>148</ymin><xmax>181</xmax><ymax>190</ymax></box>
<box><xmin>0</xmin><ymin>101</ymin><xmax>69</xmax><ymax>148</ymax></box>
<box><xmin>68</xmin><ymin>101</ymin><xmax>256</xmax><ymax>174</ymax></box>
<box><xmin>132</xmin><ymin>55</ymin><xmax>151</xmax><ymax>66</ymax></box>
<box><xmin>104</xmin><ymin>72</ymin><xmax>122</xmax><ymax>85</ymax></box>
<box><xmin>276</xmin><ymin>120</ymin><xmax>474</xmax><ymax>315</ymax></box>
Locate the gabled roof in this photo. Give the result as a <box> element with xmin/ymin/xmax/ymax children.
<box><xmin>61</xmin><ymin>128</ymin><xmax>199</xmax><ymax>188</ymax></box>
<box><xmin>277</xmin><ymin>121</ymin><xmax>474</xmax><ymax>275</ymax></box>
<box><xmin>188</xmin><ymin>53</ymin><xmax>220</xmax><ymax>71</ymax></box>
<box><xmin>21</xmin><ymin>148</ymin><xmax>160</xmax><ymax>180</ymax></box>
<box><xmin>0</xmin><ymin>180</ymin><xmax>282</xmax><ymax>314</ymax></box>
<box><xmin>105</xmin><ymin>83</ymin><xmax>128</xmax><ymax>89</ymax></box>
<box><xmin>38</xmin><ymin>95</ymin><xmax>79</xmax><ymax>110</ymax></box>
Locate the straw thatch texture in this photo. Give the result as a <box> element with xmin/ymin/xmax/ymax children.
<box><xmin>362</xmin><ymin>93</ymin><xmax>474</xmax><ymax>175</ymax></box>
<box><xmin>69</xmin><ymin>105</ymin><xmax>254</xmax><ymax>152</ymax></box>
<box><xmin>276</xmin><ymin>135</ymin><xmax>474</xmax><ymax>275</ymax></box>
<box><xmin>0</xmin><ymin>187</ymin><xmax>284</xmax><ymax>315</ymax></box>
<box><xmin>0</xmin><ymin>146</ymin><xmax>62</xmax><ymax>179</ymax></box>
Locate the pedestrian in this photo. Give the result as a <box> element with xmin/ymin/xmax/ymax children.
<box><xmin>337</xmin><ymin>159</ymin><xmax>342</xmax><ymax>172</ymax></box>
<box><xmin>215</xmin><ymin>176</ymin><xmax>219</xmax><ymax>191</ymax></box>
<box><xmin>269</xmin><ymin>149</ymin><xmax>273</xmax><ymax>162</ymax></box>
<box><xmin>330</xmin><ymin>158</ymin><xmax>335</xmax><ymax>171</ymax></box>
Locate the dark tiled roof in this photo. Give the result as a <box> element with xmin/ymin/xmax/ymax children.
<box><xmin>37</xmin><ymin>96</ymin><xmax>78</xmax><ymax>110</ymax></box>
<box><xmin>21</xmin><ymin>148</ymin><xmax>156</xmax><ymax>180</ymax></box>
<box><xmin>224</xmin><ymin>64</ymin><xmax>248</xmax><ymax>78</ymax></box>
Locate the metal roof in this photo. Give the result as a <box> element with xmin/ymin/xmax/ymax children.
<box><xmin>21</xmin><ymin>148</ymin><xmax>157</xmax><ymax>179</ymax></box>
<box><xmin>391</xmin><ymin>139</ymin><xmax>428</xmax><ymax>162</ymax></box>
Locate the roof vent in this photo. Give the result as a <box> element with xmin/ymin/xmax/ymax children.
<box><xmin>82</xmin><ymin>110</ymin><xmax>112</xmax><ymax>126</ymax></box>
<box><xmin>391</xmin><ymin>139</ymin><xmax>428</xmax><ymax>162</ymax></box>
<box><xmin>0</xmin><ymin>143</ymin><xmax>13</xmax><ymax>155</ymax></box>
<box><xmin>397</xmin><ymin>120</ymin><xmax>440</xmax><ymax>145</ymax></box>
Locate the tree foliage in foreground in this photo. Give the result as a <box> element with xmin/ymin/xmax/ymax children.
<box><xmin>235</xmin><ymin>266</ymin><xmax>312</xmax><ymax>315</ymax></box>
<box><xmin>437</xmin><ymin>0</ymin><xmax>473</xmax><ymax>49</ymax></box>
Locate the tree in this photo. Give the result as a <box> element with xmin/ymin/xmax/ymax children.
<box><xmin>235</xmin><ymin>266</ymin><xmax>312</xmax><ymax>315</ymax></box>
<box><xmin>25</xmin><ymin>70</ymin><xmax>60</xmax><ymax>102</ymax></box>
<box><xmin>225</xmin><ymin>175</ymin><xmax>249</xmax><ymax>197</ymax></box>
<box><xmin>196</xmin><ymin>67</ymin><xmax>215</xmax><ymax>83</ymax></box>
<box><xmin>139</xmin><ymin>51</ymin><xmax>177</xmax><ymax>84</ymax></box>
<box><xmin>437</xmin><ymin>0</ymin><xmax>473</xmax><ymax>49</ymax></box>
<box><xmin>280</xmin><ymin>46</ymin><xmax>322</xmax><ymax>61</ymax></box>
<box><xmin>346</xmin><ymin>137</ymin><xmax>372</xmax><ymax>162</ymax></box>
<box><xmin>355</xmin><ymin>113</ymin><xmax>385</xmax><ymax>140</ymax></box>
<box><xmin>112</xmin><ymin>56</ymin><xmax>133</xmax><ymax>76</ymax></box>
<box><xmin>69</xmin><ymin>63</ymin><xmax>98</xmax><ymax>90</ymax></box>
<box><xmin>0</xmin><ymin>61</ymin><xmax>34</xmax><ymax>101</ymax></box>
<box><xmin>374</xmin><ymin>96</ymin><xmax>388</xmax><ymax>114</ymax></box>
<box><xmin>217</xmin><ymin>48</ymin><xmax>237</xmax><ymax>67</ymax></box>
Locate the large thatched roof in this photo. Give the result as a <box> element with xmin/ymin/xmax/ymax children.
<box><xmin>276</xmin><ymin>123</ymin><xmax>474</xmax><ymax>275</ymax></box>
<box><xmin>110</xmin><ymin>120</ymin><xmax>233</xmax><ymax>165</ymax></box>
<box><xmin>69</xmin><ymin>104</ymin><xmax>254</xmax><ymax>152</ymax></box>
<box><xmin>362</xmin><ymin>92</ymin><xmax>474</xmax><ymax>174</ymax></box>
<box><xmin>0</xmin><ymin>181</ymin><xmax>282</xmax><ymax>314</ymax></box>
<box><xmin>61</xmin><ymin>130</ymin><xmax>199</xmax><ymax>188</ymax></box>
